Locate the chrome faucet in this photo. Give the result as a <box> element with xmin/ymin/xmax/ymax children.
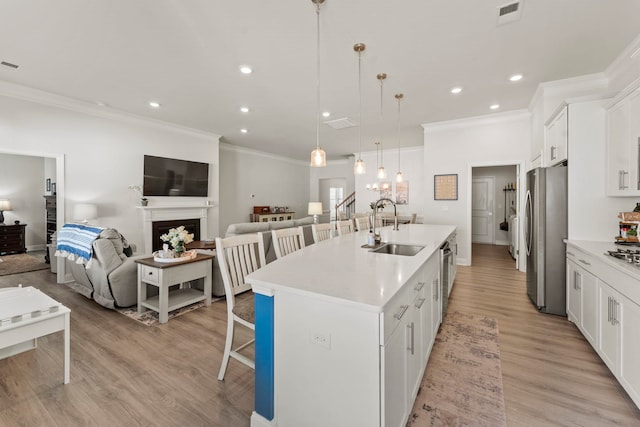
<box><xmin>372</xmin><ymin>198</ymin><xmax>399</xmax><ymax>240</ymax></box>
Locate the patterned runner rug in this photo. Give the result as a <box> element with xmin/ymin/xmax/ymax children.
<box><xmin>407</xmin><ymin>311</ymin><xmax>507</xmax><ymax>426</ymax></box>
<box><xmin>0</xmin><ymin>253</ymin><xmax>50</xmax><ymax>276</ymax></box>
<box><xmin>116</xmin><ymin>301</ymin><xmax>206</xmax><ymax>326</ymax></box>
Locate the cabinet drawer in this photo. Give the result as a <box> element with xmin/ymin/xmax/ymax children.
<box><xmin>381</xmin><ymin>275</ymin><xmax>424</xmax><ymax>343</ymax></box>
<box><xmin>141</xmin><ymin>265</ymin><xmax>159</xmax><ymax>284</ymax></box>
<box><xmin>566</xmin><ymin>246</ymin><xmax>594</xmax><ymax>273</ymax></box>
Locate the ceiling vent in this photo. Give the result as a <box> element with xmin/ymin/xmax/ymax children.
<box><xmin>324</xmin><ymin>117</ymin><xmax>357</xmax><ymax>129</ymax></box>
<box><xmin>497</xmin><ymin>1</ymin><xmax>523</xmax><ymax>26</ymax></box>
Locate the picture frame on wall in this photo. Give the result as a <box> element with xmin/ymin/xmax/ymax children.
<box><xmin>434</xmin><ymin>174</ymin><xmax>458</xmax><ymax>200</ymax></box>
<box><xmin>396</xmin><ymin>181</ymin><xmax>409</xmax><ymax>205</ymax></box>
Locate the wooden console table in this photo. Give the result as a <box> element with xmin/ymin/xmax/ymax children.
<box><xmin>0</xmin><ymin>286</ymin><xmax>71</xmax><ymax>384</ymax></box>
<box><xmin>135</xmin><ymin>253</ymin><xmax>214</xmax><ymax>324</ymax></box>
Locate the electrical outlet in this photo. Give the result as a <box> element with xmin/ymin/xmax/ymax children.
<box><xmin>310</xmin><ymin>331</ymin><xmax>331</xmax><ymax>349</ymax></box>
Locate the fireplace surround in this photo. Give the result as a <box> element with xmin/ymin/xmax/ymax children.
<box><xmin>139</xmin><ymin>205</ymin><xmax>213</xmax><ymax>254</ymax></box>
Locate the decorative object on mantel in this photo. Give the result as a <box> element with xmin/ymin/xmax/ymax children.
<box><xmin>159</xmin><ymin>225</ymin><xmax>194</xmax><ymax>258</ymax></box>
<box><xmin>128</xmin><ymin>185</ymin><xmax>148</xmax><ymax>206</ymax></box>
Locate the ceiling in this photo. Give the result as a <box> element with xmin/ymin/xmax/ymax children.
<box><xmin>1</xmin><ymin>0</ymin><xmax>640</xmax><ymax>162</ymax></box>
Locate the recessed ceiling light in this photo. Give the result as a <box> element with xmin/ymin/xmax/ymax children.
<box><xmin>240</xmin><ymin>128</ymin><xmax>248</xmax><ymax>133</ymax></box>
<box><xmin>490</xmin><ymin>104</ymin><xmax>500</xmax><ymax>110</ymax></box>
<box><xmin>451</xmin><ymin>87</ymin><xmax>463</xmax><ymax>94</ymax></box>
<box><xmin>95</xmin><ymin>101</ymin><xmax>108</xmax><ymax>107</ymax></box>
<box><xmin>240</xmin><ymin>106</ymin><xmax>250</xmax><ymax>113</ymax></box>
<box><xmin>240</xmin><ymin>66</ymin><xmax>253</xmax><ymax>74</ymax></box>
<box><xmin>149</xmin><ymin>101</ymin><xmax>161</xmax><ymax>108</ymax></box>
<box><xmin>322</xmin><ymin>111</ymin><xmax>331</xmax><ymax>118</ymax></box>
<box><xmin>509</xmin><ymin>74</ymin><xmax>523</xmax><ymax>82</ymax></box>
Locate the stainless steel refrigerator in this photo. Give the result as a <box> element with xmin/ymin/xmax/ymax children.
<box><xmin>524</xmin><ymin>165</ymin><xmax>567</xmax><ymax>316</ymax></box>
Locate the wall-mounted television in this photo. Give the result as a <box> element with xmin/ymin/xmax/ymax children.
<box><xmin>143</xmin><ymin>155</ymin><xmax>209</xmax><ymax>197</ymax></box>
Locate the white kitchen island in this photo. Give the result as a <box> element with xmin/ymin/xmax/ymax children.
<box><xmin>247</xmin><ymin>224</ymin><xmax>456</xmax><ymax>427</ymax></box>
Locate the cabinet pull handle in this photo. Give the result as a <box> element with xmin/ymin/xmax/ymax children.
<box><xmin>608</xmin><ymin>297</ymin><xmax>612</xmax><ymax>323</ymax></box>
<box><xmin>407</xmin><ymin>322</ymin><xmax>415</xmax><ymax>355</ymax></box>
<box><xmin>619</xmin><ymin>170</ymin><xmax>629</xmax><ymax>190</ymax></box>
<box><xmin>394</xmin><ymin>304</ymin><xmax>409</xmax><ymax>320</ymax></box>
<box><xmin>415</xmin><ymin>281</ymin><xmax>425</xmax><ymax>291</ymax></box>
<box><xmin>551</xmin><ymin>145</ymin><xmax>557</xmax><ymax>160</ymax></box>
<box><xmin>415</xmin><ymin>297</ymin><xmax>426</xmax><ymax>309</ymax></box>
<box><xmin>578</xmin><ymin>259</ymin><xmax>591</xmax><ymax>266</ymax></box>
<box><xmin>613</xmin><ymin>300</ymin><xmax>620</xmax><ymax>326</ymax></box>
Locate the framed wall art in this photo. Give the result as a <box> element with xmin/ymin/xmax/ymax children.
<box><xmin>396</xmin><ymin>181</ymin><xmax>408</xmax><ymax>205</ymax></box>
<box><xmin>434</xmin><ymin>174</ymin><xmax>458</xmax><ymax>200</ymax></box>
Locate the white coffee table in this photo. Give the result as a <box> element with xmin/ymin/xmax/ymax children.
<box><xmin>0</xmin><ymin>286</ymin><xmax>71</xmax><ymax>384</ymax></box>
<box><xmin>136</xmin><ymin>253</ymin><xmax>214</xmax><ymax>324</ymax></box>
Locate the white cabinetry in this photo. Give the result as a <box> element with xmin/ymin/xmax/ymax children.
<box><xmin>565</xmin><ymin>242</ymin><xmax>640</xmax><ymax>409</ymax></box>
<box><xmin>544</xmin><ymin>104</ymin><xmax>568</xmax><ymax>166</ymax></box>
<box><xmin>606</xmin><ymin>83</ymin><xmax>640</xmax><ymax>196</ymax></box>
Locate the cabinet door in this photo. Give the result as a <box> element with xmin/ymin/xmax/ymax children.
<box><xmin>619</xmin><ymin>294</ymin><xmax>640</xmax><ymax>406</ymax></box>
<box><xmin>580</xmin><ymin>269</ymin><xmax>598</xmax><ymax>347</ymax></box>
<box><xmin>383</xmin><ymin>318</ymin><xmax>408</xmax><ymax>427</ymax></box>
<box><xmin>598</xmin><ymin>281</ymin><xmax>619</xmax><ymax>373</ymax></box>
<box><xmin>545</xmin><ymin>106</ymin><xmax>568</xmax><ymax>166</ymax></box>
<box><xmin>628</xmin><ymin>89</ymin><xmax>640</xmax><ymax>192</ymax></box>
<box><xmin>606</xmin><ymin>99</ymin><xmax>630</xmax><ymax>195</ymax></box>
<box><xmin>566</xmin><ymin>260</ymin><xmax>581</xmax><ymax>324</ymax></box>
<box><xmin>406</xmin><ymin>304</ymin><xmax>423</xmax><ymax>403</ymax></box>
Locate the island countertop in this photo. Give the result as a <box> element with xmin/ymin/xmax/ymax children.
<box><xmin>247</xmin><ymin>224</ymin><xmax>455</xmax><ymax>312</ymax></box>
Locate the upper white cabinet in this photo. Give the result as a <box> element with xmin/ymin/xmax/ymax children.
<box><xmin>606</xmin><ymin>83</ymin><xmax>640</xmax><ymax>196</ymax></box>
<box><xmin>544</xmin><ymin>104</ymin><xmax>568</xmax><ymax>166</ymax></box>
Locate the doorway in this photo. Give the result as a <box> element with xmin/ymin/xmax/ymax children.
<box><xmin>470</xmin><ymin>164</ymin><xmax>520</xmax><ymax>269</ymax></box>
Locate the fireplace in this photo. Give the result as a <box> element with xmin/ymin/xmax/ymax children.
<box><xmin>151</xmin><ymin>218</ymin><xmax>201</xmax><ymax>252</ymax></box>
<box><xmin>139</xmin><ymin>205</ymin><xmax>213</xmax><ymax>254</ymax></box>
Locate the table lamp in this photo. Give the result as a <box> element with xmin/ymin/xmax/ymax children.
<box><xmin>308</xmin><ymin>202</ymin><xmax>323</xmax><ymax>224</ymax></box>
<box><xmin>73</xmin><ymin>203</ymin><xmax>98</xmax><ymax>225</ymax></box>
<box><xmin>0</xmin><ymin>199</ymin><xmax>11</xmax><ymax>225</ymax></box>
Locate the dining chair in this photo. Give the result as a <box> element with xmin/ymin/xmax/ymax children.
<box><xmin>215</xmin><ymin>233</ymin><xmax>267</xmax><ymax>381</ymax></box>
<box><xmin>311</xmin><ymin>223</ymin><xmax>333</xmax><ymax>243</ymax></box>
<box><xmin>354</xmin><ymin>216</ymin><xmax>371</xmax><ymax>232</ymax></box>
<box><xmin>271</xmin><ymin>227</ymin><xmax>306</xmax><ymax>259</ymax></box>
<box><xmin>336</xmin><ymin>219</ymin><xmax>354</xmax><ymax>236</ymax></box>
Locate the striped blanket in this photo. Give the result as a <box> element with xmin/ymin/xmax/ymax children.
<box><xmin>55</xmin><ymin>223</ymin><xmax>104</xmax><ymax>264</ymax></box>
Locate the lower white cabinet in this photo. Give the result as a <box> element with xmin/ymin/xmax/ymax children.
<box><xmin>566</xmin><ymin>242</ymin><xmax>640</xmax><ymax>409</ymax></box>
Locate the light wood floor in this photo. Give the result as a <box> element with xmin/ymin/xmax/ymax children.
<box><xmin>1</xmin><ymin>246</ymin><xmax>639</xmax><ymax>426</ymax></box>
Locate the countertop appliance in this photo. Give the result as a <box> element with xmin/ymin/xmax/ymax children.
<box><xmin>606</xmin><ymin>248</ymin><xmax>640</xmax><ymax>265</ymax></box>
<box><xmin>524</xmin><ymin>165</ymin><xmax>567</xmax><ymax>315</ymax></box>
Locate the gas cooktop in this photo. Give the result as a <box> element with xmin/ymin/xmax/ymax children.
<box><xmin>606</xmin><ymin>248</ymin><xmax>640</xmax><ymax>265</ymax></box>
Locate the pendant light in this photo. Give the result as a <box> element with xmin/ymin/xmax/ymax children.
<box><xmin>309</xmin><ymin>0</ymin><xmax>327</xmax><ymax>167</ymax></box>
<box><xmin>376</xmin><ymin>73</ymin><xmax>387</xmax><ymax>179</ymax></box>
<box><xmin>395</xmin><ymin>93</ymin><xmax>404</xmax><ymax>183</ymax></box>
<box><xmin>353</xmin><ymin>43</ymin><xmax>366</xmax><ymax>174</ymax></box>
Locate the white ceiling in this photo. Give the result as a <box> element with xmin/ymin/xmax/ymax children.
<box><xmin>1</xmin><ymin>0</ymin><xmax>639</xmax><ymax>162</ymax></box>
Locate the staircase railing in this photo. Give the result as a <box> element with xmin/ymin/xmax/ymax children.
<box><xmin>335</xmin><ymin>192</ymin><xmax>356</xmax><ymax>222</ymax></box>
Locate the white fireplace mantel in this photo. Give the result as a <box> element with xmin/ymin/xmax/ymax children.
<box><xmin>139</xmin><ymin>205</ymin><xmax>214</xmax><ymax>254</ymax></box>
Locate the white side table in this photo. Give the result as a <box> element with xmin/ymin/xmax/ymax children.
<box><xmin>0</xmin><ymin>286</ymin><xmax>71</xmax><ymax>384</ymax></box>
<box><xmin>136</xmin><ymin>253</ymin><xmax>214</xmax><ymax>324</ymax></box>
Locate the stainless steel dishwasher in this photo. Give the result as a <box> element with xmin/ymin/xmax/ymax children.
<box><xmin>439</xmin><ymin>240</ymin><xmax>453</xmax><ymax>323</ymax></box>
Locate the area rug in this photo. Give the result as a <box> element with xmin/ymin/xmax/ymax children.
<box><xmin>407</xmin><ymin>311</ymin><xmax>507</xmax><ymax>427</ymax></box>
<box><xmin>117</xmin><ymin>301</ymin><xmax>206</xmax><ymax>326</ymax></box>
<box><xmin>0</xmin><ymin>253</ymin><xmax>50</xmax><ymax>276</ymax></box>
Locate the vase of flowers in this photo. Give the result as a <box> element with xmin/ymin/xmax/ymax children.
<box><xmin>160</xmin><ymin>226</ymin><xmax>194</xmax><ymax>258</ymax></box>
<box><xmin>128</xmin><ymin>185</ymin><xmax>148</xmax><ymax>206</ymax></box>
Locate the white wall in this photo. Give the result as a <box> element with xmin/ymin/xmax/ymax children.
<box><xmin>354</xmin><ymin>146</ymin><xmax>425</xmax><ymax>221</ymax></box>
<box><xmin>219</xmin><ymin>143</ymin><xmax>310</xmax><ymax>234</ymax></box>
<box><xmin>0</xmin><ymin>153</ymin><xmax>46</xmax><ymax>249</ymax></box>
<box><xmin>472</xmin><ymin>165</ymin><xmax>517</xmax><ymax>245</ymax></box>
<box><xmin>0</xmin><ymin>89</ymin><xmax>220</xmax><ymax>251</ymax></box>
<box><xmin>423</xmin><ymin>111</ymin><xmax>530</xmax><ymax>266</ymax></box>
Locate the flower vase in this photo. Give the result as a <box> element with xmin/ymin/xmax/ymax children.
<box><xmin>141</xmin><ymin>198</ymin><xmax>148</xmax><ymax>206</ymax></box>
<box><xmin>174</xmin><ymin>243</ymin><xmax>185</xmax><ymax>258</ymax></box>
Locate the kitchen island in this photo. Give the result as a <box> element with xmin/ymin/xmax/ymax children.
<box><xmin>247</xmin><ymin>224</ymin><xmax>456</xmax><ymax>427</ymax></box>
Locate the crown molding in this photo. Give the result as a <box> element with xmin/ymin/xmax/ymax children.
<box><xmin>421</xmin><ymin>109</ymin><xmax>530</xmax><ymax>133</ymax></box>
<box><xmin>0</xmin><ymin>80</ymin><xmax>221</xmax><ymax>141</ymax></box>
<box><xmin>528</xmin><ymin>72</ymin><xmax>609</xmax><ymax>111</ymax></box>
<box><xmin>605</xmin><ymin>33</ymin><xmax>640</xmax><ymax>82</ymax></box>
<box><xmin>219</xmin><ymin>142</ymin><xmax>308</xmax><ymax>166</ymax></box>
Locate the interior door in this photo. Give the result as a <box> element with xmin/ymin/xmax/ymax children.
<box><xmin>472</xmin><ymin>177</ymin><xmax>495</xmax><ymax>244</ymax></box>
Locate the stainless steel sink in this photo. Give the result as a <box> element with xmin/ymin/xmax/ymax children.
<box><xmin>370</xmin><ymin>243</ymin><xmax>425</xmax><ymax>256</ymax></box>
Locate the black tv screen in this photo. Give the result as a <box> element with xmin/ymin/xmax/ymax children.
<box><xmin>143</xmin><ymin>155</ymin><xmax>209</xmax><ymax>197</ymax></box>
